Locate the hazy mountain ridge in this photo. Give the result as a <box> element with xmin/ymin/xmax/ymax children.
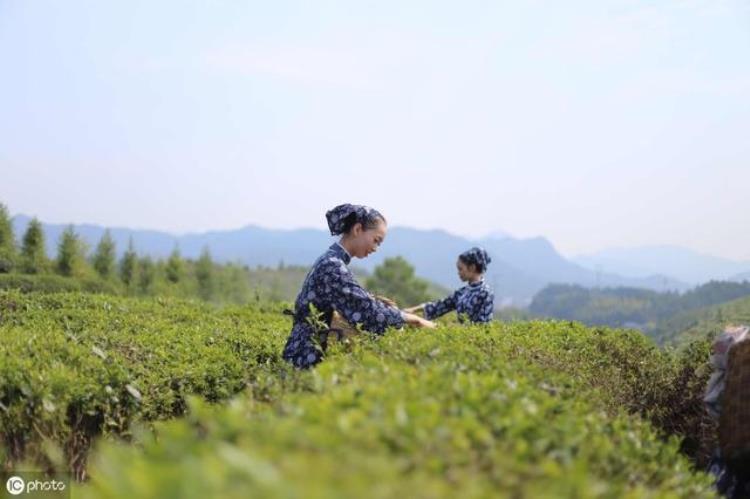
<box><xmin>574</xmin><ymin>245</ymin><xmax>750</xmax><ymax>285</ymax></box>
<box><xmin>730</xmin><ymin>271</ymin><xmax>750</xmax><ymax>282</ymax></box>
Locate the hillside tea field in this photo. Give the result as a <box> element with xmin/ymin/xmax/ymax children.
<box><xmin>0</xmin><ymin>290</ymin><xmax>717</xmax><ymax>498</ymax></box>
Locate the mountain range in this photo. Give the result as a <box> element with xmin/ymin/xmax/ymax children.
<box><xmin>573</xmin><ymin>246</ymin><xmax>750</xmax><ymax>285</ymax></box>
<box><xmin>12</xmin><ymin>215</ymin><xmax>749</xmax><ymax>306</ymax></box>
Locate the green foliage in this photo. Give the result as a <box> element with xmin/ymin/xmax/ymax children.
<box><xmin>245</xmin><ymin>264</ymin><xmax>313</xmax><ymax>302</ymax></box>
<box><xmin>5</xmin><ymin>240</ymin><xmax>264</xmax><ymax>306</ymax></box>
<box><xmin>195</xmin><ymin>247</ymin><xmax>214</xmax><ymax>301</ymax></box>
<box><xmin>495</xmin><ymin>306</ymin><xmax>533</xmax><ymax>322</ymax></box>
<box><xmin>0</xmin><ymin>290</ymin><xmax>288</xmax><ymax>478</ymax></box>
<box><xmin>530</xmin><ymin>282</ymin><xmax>750</xmax><ymax>343</ymax></box>
<box><xmin>366</xmin><ymin>256</ymin><xmax>436</xmax><ymax>307</ymax></box>
<box><xmin>56</xmin><ymin>225</ymin><xmax>89</xmax><ymax>278</ymax></box>
<box><xmin>0</xmin><ymin>274</ymin><xmax>119</xmax><ymax>294</ymax></box>
<box><xmin>119</xmin><ymin>239</ymin><xmax>138</xmax><ymax>290</ymax></box>
<box><xmin>165</xmin><ymin>247</ymin><xmax>183</xmax><ymax>284</ymax></box>
<box><xmin>216</xmin><ymin>262</ymin><xmax>252</xmax><ymax>303</ymax></box>
<box><xmin>0</xmin><ymin>290</ymin><xmax>717</xmax><ymax>496</ymax></box>
<box><xmin>680</xmin><ymin>281</ymin><xmax>750</xmax><ymax>309</ymax></box>
<box><xmin>137</xmin><ymin>256</ymin><xmax>156</xmax><ymax>295</ymax></box>
<box><xmin>0</xmin><ymin>203</ymin><xmax>16</xmax><ymax>273</ymax></box>
<box><xmin>20</xmin><ymin>218</ymin><xmax>49</xmax><ymax>274</ymax></box>
<box><xmin>92</xmin><ymin>230</ymin><xmax>117</xmax><ymax>280</ymax></box>
<box><xmin>77</xmin><ymin>321</ymin><xmax>714</xmax><ymax>498</ymax></box>
<box><xmin>657</xmin><ymin>294</ymin><xmax>750</xmax><ymax>345</ymax></box>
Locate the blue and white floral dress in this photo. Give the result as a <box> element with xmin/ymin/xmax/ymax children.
<box><xmin>282</xmin><ymin>243</ymin><xmax>405</xmax><ymax>369</ymax></box>
<box><xmin>424</xmin><ymin>280</ymin><xmax>494</xmax><ymax>324</ymax></box>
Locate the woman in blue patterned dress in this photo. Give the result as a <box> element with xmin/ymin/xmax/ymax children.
<box><xmin>405</xmin><ymin>247</ymin><xmax>495</xmax><ymax>324</ymax></box>
<box><xmin>282</xmin><ymin>204</ymin><xmax>436</xmax><ymax>369</ymax></box>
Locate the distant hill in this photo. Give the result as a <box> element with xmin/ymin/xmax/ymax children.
<box><xmin>9</xmin><ymin>215</ymin><xmax>700</xmax><ymax>306</ymax></box>
<box><xmin>730</xmin><ymin>270</ymin><xmax>750</xmax><ymax>282</ymax></box>
<box><xmin>574</xmin><ymin>245</ymin><xmax>750</xmax><ymax>285</ymax></box>
<box><xmin>529</xmin><ymin>281</ymin><xmax>750</xmax><ymax>345</ymax></box>
<box><xmin>656</xmin><ymin>294</ymin><xmax>750</xmax><ymax>345</ymax></box>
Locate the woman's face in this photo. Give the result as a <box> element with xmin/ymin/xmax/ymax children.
<box><xmin>349</xmin><ymin>220</ymin><xmax>387</xmax><ymax>258</ymax></box>
<box><xmin>456</xmin><ymin>259</ymin><xmax>480</xmax><ymax>282</ymax></box>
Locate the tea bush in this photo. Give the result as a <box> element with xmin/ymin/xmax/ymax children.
<box><xmin>0</xmin><ymin>290</ymin><xmax>716</xmax><ymax>497</ymax></box>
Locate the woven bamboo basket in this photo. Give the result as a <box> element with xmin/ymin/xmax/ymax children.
<box><xmin>328</xmin><ymin>311</ymin><xmax>361</xmax><ymax>342</ymax></box>
<box><xmin>720</xmin><ymin>339</ymin><xmax>750</xmax><ymax>460</ymax></box>
<box><xmin>327</xmin><ymin>295</ymin><xmax>398</xmax><ymax>344</ymax></box>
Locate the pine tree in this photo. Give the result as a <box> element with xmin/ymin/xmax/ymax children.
<box><xmin>137</xmin><ymin>256</ymin><xmax>155</xmax><ymax>295</ymax></box>
<box><xmin>195</xmin><ymin>247</ymin><xmax>214</xmax><ymax>301</ymax></box>
<box><xmin>165</xmin><ymin>246</ymin><xmax>183</xmax><ymax>284</ymax></box>
<box><xmin>56</xmin><ymin>225</ymin><xmax>87</xmax><ymax>277</ymax></box>
<box><xmin>20</xmin><ymin>218</ymin><xmax>48</xmax><ymax>274</ymax></box>
<box><xmin>0</xmin><ymin>203</ymin><xmax>16</xmax><ymax>273</ymax></box>
<box><xmin>92</xmin><ymin>230</ymin><xmax>116</xmax><ymax>280</ymax></box>
<box><xmin>119</xmin><ymin>238</ymin><xmax>138</xmax><ymax>288</ymax></box>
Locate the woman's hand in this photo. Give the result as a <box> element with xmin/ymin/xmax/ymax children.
<box><xmin>375</xmin><ymin>295</ymin><xmax>398</xmax><ymax>307</ymax></box>
<box><xmin>402</xmin><ymin>312</ymin><xmax>436</xmax><ymax>329</ymax></box>
<box><xmin>417</xmin><ymin>317</ymin><xmax>437</xmax><ymax>329</ymax></box>
<box><xmin>403</xmin><ymin>304</ymin><xmax>425</xmax><ymax>314</ymax></box>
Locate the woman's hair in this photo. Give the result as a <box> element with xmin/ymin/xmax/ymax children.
<box><xmin>326</xmin><ymin>204</ymin><xmax>386</xmax><ymax>235</ymax></box>
<box><xmin>458</xmin><ymin>247</ymin><xmax>492</xmax><ymax>273</ymax></box>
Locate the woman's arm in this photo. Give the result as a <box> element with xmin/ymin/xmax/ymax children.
<box><xmin>423</xmin><ymin>291</ymin><xmax>459</xmax><ymax>320</ymax></box>
<box><xmin>326</xmin><ymin>261</ymin><xmax>405</xmax><ymax>334</ymax></box>
<box><xmin>402</xmin><ymin>311</ymin><xmax>436</xmax><ymax>329</ymax></box>
<box><xmin>403</xmin><ymin>304</ymin><xmax>425</xmax><ymax>314</ymax></box>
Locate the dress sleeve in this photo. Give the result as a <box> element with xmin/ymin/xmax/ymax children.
<box><xmin>470</xmin><ymin>288</ymin><xmax>495</xmax><ymax>323</ymax></box>
<box><xmin>423</xmin><ymin>290</ymin><xmax>459</xmax><ymax>320</ymax></box>
<box><xmin>325</xmin><ymin>260</ymin><xmax>405</xmax><ymax>334</ymax></box>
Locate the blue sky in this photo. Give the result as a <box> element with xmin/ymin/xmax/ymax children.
<box><xmin>1</xmin><ymin>0</ymin><xmax>748</xmax><ymax>259</ymax></box>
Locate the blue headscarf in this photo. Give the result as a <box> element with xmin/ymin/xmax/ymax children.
<box><xmin>325</xmin><ymin>204</ymin><xmax>384</xmax><ymax>236</ymax></box>
<box><xmin>459</xmin><ymin>247</ymin><xmax>492</xmax><ymax>273</ymax></box>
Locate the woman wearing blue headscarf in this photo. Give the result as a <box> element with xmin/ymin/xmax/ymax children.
<box><xmin>282</xmin><ymin>203</ymin><xmax>435</xmax><ymax>369</ymax></box>
<box><xmin>405</xmin><ymin>247</ymin><xmax>495</xmax><ymax>324</ymax></box>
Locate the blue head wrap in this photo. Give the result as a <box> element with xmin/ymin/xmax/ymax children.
<box><xmin>325</xmin><ymin>204</ymin><xmax>384</xmax><ymax>236</ymax></box>
<box><xmin>459</xmin><ymin>247</ymin><xmax>492</xmax><ymax>273</ymax></box>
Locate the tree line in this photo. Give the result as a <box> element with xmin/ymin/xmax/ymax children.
<box><xmin>0</xmin><ymin>203</ymin><xmax>250</xmax><ymax>303</ymax></box>
<box><xmin>529</xmin><ymin>280</ymin><xmax>750</xmax><ymax>335</ymax></box>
